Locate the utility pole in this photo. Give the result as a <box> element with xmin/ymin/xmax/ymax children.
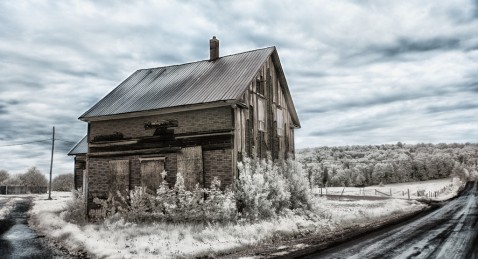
<box><xmin>48</xmin><ymin>126</ymin><xmax>55</xmax><ymax>200</ymax></box>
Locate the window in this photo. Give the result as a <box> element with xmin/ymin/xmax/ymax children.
<box><xmin>277</xmin><ymin>108</ymin><xmax>284</xmax><ymax>136</ymax></box>
<box><xmin>256</xmin><ymin>76</ymin><xmax>264</xmax><ymax>95</ymax></box>
<box><xmin>258</xmin><ymin>98</ymin><xmax>265</xmax><ymax>132</ymax></box>
<box><xmin>277</xmin><ymin>86</ymin><xmax>283</xmax><ymax>107</ymax></box>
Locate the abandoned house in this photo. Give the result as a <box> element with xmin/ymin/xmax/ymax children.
<box><xmin>68</xmin><ymin>37</ymin><xmax>300</xmax><ymax>214</ymax></box>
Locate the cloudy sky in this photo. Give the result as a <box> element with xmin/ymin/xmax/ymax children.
<box><xmin>0</xmin><ymin>0</ymin><xmax>477</xmax><ymax>176</ymax></box>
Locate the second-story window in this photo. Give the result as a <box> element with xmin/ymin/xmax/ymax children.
<box><xmin>256</xmin><ymin>76</ymin><xmax>264</xmax><ymax>96</ymax></box>
<box><xmin>277</xmin><ymin>108</ymin><xmax>284</xmax><ymax>136</ymax></box>
<box><xmin>258</xmin><ymin>98</ymin><xmax>265</xmax><ymax>132</ymax></box>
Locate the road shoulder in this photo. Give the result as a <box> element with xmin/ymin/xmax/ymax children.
<box><xmin>218</xmin><ymin>202</ymin><xmax>439</xmax><ymax>259</ymax></box>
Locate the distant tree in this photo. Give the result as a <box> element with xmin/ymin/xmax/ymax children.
<box><xmin>19</xmin><ymin>167</ymin><xmax>48</xmax><ymax>187</ymax></box>
<box><xmin>2</xmin><ymin>175</ymin><xmax>22</xmax><ymax>186</ymax></box>
<box><xmin>52</xmin><ymin>173</ymin><xmax>74</xmax><ymax>191</ymax></box>
<box><xmin>0</xmin><ymin>169</ymin><xmax>9</xmax><ymax>184</ymax></box>
<box><xmin>354</xmin><ymin>171</ymin><xmax>366</xmax><ymax>186</ymax></box>
<box><xmin>322</xmin><ymin>166</ymin><xmax>329</xmax><ymax>186</ymax></box>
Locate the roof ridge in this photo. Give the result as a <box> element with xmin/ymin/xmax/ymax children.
<box><xmin>138</xmin><ymin>46</ymin><xmax>276</xmax><ymax>71</ymax></box>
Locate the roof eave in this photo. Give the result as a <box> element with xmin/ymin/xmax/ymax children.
<box><xmin>79</xmin><ymin>100</ymin><xmax>238</xmax><ymax>122</ymax></box>
<box><xmin>68</xmin><ymin>135</ymin><xmax>87</xmax><ymax>156</ymax></box>
<box><xmin>270</xmin><ymin>49</ymin><xmax>301</xmax><ymax>128</ymax></box>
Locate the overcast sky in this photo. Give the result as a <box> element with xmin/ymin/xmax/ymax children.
<box><xmin>0</xmin><ymin>0</ymin><xmax>477</xmax><ymax>176</ymax></box>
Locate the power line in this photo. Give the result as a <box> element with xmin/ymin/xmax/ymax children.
<box><xmin>0</xmin><ymin>139</ymin><xmax>51</xmax><ymax>148</ymax></box>
<box><xmin>55</xmin><ymin>138</ymin><xmax>77</xmax><ymax>144</ymax></box>
<box><xmin>0</xmin><ymin>138</ymin><xmax>78</xmax><ymax>148</ymax></box>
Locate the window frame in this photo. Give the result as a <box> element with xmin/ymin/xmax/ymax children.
<box><xmin>258</xmin><ymin>97</ymin><xmax>266</xmax><ymax>132</ymax></box>
<box><xmin>277</xmin><ymin>108</ymin><xmax>284</xmax><ymax>137</ymax></box>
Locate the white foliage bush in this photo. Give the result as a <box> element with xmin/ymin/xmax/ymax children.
<box><xmin>93</xmin><ymin>171</ymin><xmax>236</xmax><ymax>223</ymax></box>
<box><xmin>93</xmin><ymin>156</ymin><xmax>313</xmax><ymax>223</ymax></box>
<box><xmin>282</xmin><ymin>158</ymin><xmax>312</xmax><ymax>210</ymax></box>
<box><xmin>61</xmin><ymin>190</ymin><xmax>87</xmax><ymax>225</ymax></box>
<box><xmin>236</xmin><ymin>156</ymin><xmax>312</xmax><ymax>220</ymax></box>
<box><xmin>236</xmin><ymin>156</ymin><xmax>290</xmax><ymax>220</ymax></box>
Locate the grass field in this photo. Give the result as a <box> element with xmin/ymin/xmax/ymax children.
<box><xmin>313</xmin><ymin>178</ymin><xmax>460</xmax><ymax>201</ymax></box>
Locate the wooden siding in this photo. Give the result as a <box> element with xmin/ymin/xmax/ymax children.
<box><xmin>177</xmin><ymin>146</ymin><xmax>203</xmax><ymax>190</ymax></box>
<box><xmin>140</xmin><ymin>158</ymin><xmax>164</xmax><ymax>192</ymax></box>
<box><xmin>236</xmin><ymin>55</ymin><xmax>295</xmax><ymax>161</ymax></box>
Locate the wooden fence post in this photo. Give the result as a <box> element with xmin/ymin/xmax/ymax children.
<box><xmin>339</xmin><ymin>187</ymin><xmax>345</xmax><ymax>201</ymax></box>
<box><xmin>408</xmin><ymin>189</ymin><xmax>410</xmax><ymax>200</ymax></box>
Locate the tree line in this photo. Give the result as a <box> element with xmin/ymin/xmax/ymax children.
<box><xmin>0</xmin><ymin>167</ymin><xmax>73</xmax><ymax>191</ymax></box>
<box><xmin>297</xmin><ymin>142</ymin><xmax>478</xmax><ymax>187</ymax></box>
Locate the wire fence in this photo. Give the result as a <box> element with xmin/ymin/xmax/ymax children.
<box><xmin>314</xmin><ymin>183</ymin><xmax>455</xmax><ymax>200</ymax></box>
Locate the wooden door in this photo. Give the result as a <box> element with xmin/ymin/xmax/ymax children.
<box><xmin>108</xmin><ymin>160</ymin><xmax>130</xmax><ymax>196</ymax></box>
<box><xmin>177</xmin><ymin>146</ymin><xmax>203</xmax><ymax>190</ymax></box>
<box><xmin>140</xmin><ymin>158</ymin><xmax>164</xmax><ymax>193</ymax></box>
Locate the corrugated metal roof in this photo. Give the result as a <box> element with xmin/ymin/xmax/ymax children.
<box><xmin>68</xmin><ymin>136</ymin><xmax>87</xmax><ymax>155</ymax></box>
<box><xmin>80</xmin><ymin>47</ymin><xmax>275</xmax><ymax>119</ymax></box>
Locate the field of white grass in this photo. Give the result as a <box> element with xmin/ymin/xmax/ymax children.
<box><xmin>0</xmin><ymin>195</ymin><xmax>27</xmax><ymax>219</ymax></box>
<box><xmin>314</xmin><ymin>178</ymin><xmax>461</xmax><ymax>201</ymax></box>
<box><xmin>24</xmin><ymin>178</ymin><xmax>462</xmax><ymax>259</ymax></box>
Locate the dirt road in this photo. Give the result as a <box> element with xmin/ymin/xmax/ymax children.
<box><xmin>0</xmin><ymin>196</ymin><xmax>73</xmax><ymax>259</ymax></box>
<box><xmin>306</xmin><ymin>181</ymin><xmax>478</xmax><ymax>259</ymax></box>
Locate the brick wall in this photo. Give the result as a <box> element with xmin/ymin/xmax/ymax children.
<box><xmin>74</xmin><ymin>156</ymin><xmax>85</xmax><ymax>190</ymax></box>
<box><xmin>89</xmin><ymin>106</ymin><xmax>233</xmax><ymax>141</ymax></box>
<box><xmin>203</xmin><ymin>149</ymin><xmax>233</xmax><ymax>188</ymax></box>
<box><xmin>86</xmin><ymin>106</ymin><xmax>236</xmax><ymax>215</ymax></box>
<box><xmin>87</xmin><ymin>153</ymin><xmax>178</xmax><ymax>194</ymax></box>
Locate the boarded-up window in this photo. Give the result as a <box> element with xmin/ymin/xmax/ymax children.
<box><xmin>258</xmin><ymin>98</ymin><xmax>265</xmax><ymax>132</ymax></box>
<box><xmin>108</xmin><ymin>160</ymin><xmax>130</xmax><ymax>196</ymax></box>
<box><xmin>256</xmin><ymin>76</ymin><xmax>264</xmax><ymax>95</ymax></box>
<box><xmin>140</xmin><ymin>157</ymin><xmax>165</xmax><ymax>193</ymax></box>
<box><xmin>277</xmin><ymin>108</ymin><xmax>284</xmax><ymax>136</ymax></box>
<box><xmin>277</xmin><ymin>85</ymin><xmax>283</xmax><ymax>107</ymax></box>
<box><xmin>177</xmin><ymin>146</ymin><xmax>203</xmax><ymax>190</ymax></box>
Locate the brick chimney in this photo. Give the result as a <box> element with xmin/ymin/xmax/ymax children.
<box><xmin>209</xmin><ymin>36</ymin><xmax>219</xmax><ymax>61</ymax></box>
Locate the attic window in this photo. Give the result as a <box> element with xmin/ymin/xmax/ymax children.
<box><xmin>258</xmin><ymin>98</ymin><xmax>265</xmax><ymax>132</ymax></box>
<box><xmin>256</xmin><ymin>76</ymin><xmax>265</xmax><ymax>95</ymax></box>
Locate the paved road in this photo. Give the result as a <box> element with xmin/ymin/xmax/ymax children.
<box><xmin>307</xmin><ymin>181</ymin><xmax>478</xmax><ymax>259</ymax></box>
<box><xmin>0</xmin><ymin>197</ymin><xmax>71</xmax><ymax>259</ymax></box>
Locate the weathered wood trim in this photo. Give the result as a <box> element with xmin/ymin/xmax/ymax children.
<box><xmin>88</xmin><ymin>147</ymin><xmax>180</xmax><ymax>157</ymax></box>
<box><xmin>81</xmin><ymin>100</ymin><xmax>238</xmax><ymax>122</ymax></box>
<box><xmin>232</xmin><ymin>107</ymin><xmax>238</xmax><ymax>187</ymax></box>
<box><xmin>89</xmin><ymin>140</ymin><xmax>138</xmax><ymax>147</ymax></box>
<box><xmin>138</xmin><ymin>157</ymin><xmax>166</xmax><ymax>162</ymax></box>
<box><xmin>175</xmin><ymin>131</ymin><xmax>233</xmax><ymax>139</ymax></box>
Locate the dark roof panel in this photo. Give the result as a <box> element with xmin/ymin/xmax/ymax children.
<box><xmin>68</xmin><ymin>136</ymin><xmax>87</xmax><ymax>155</ymax></box>
<box><xmin>80</xmin><ymin>47</ymin><xmax>275</xmax><ymax>119</ymax></box>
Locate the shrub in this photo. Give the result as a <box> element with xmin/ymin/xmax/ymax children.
<box><xmin>60</xmin><ymin>190</ymin><xmax>87</xmax><ymax>225</ymax></box>
<box><xmin>91</xmin><ymin>156</ymin><xmax>314</xmax><ymax>223</ymax></box>
<box><xmin>93</xmin><ymin>172</ymin><xmax>237</xmax><ymax>223</ymax></box>
<box><xmin>236</xmin><ymin>156</ymin><xmax>313</xmax><ymax>220</ymax></box>
<box><xmin>236</xmin><ymin>156</ymin><xmax>291</xmax><ymax>220</ymax></box>
<box><xmin>281</xmin><ymin>158</ymin><xmax>312</xmax><ymax>210</ymax></box>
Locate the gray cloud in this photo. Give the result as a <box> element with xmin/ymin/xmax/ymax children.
<box><xmin>377</xmin><ymin>37</ymin><xmax>461</xmax><ymax>57</ymax></box>
<box><xmin>1</xmin><ymin>0</ymin><xmax>477</xmax><ymax>174</ymax></box>
<box><xmin>426</xmin><ymin>103</ymin><xmax>478</xmax><ymax>114</ymax></box>
<box><xmin>0</xmin><ymin>104</ymin><xmax>7</xmax><ymax>115</ymax></box>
